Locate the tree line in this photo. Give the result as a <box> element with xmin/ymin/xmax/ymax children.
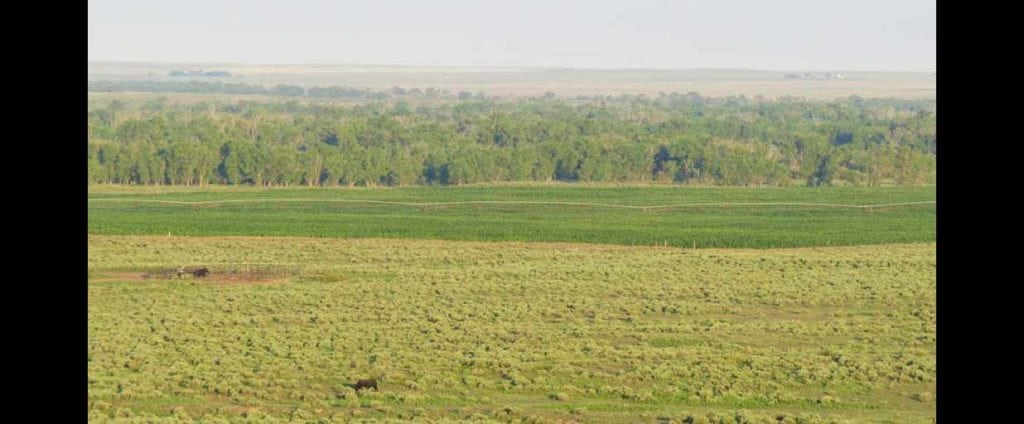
<box><xmin>88</xmin><ymin>80</ymin><xmax>463</xmax><ymax>101</ymax></box>
<box><xmin>87</xmin><ymin>92</ymin><xmax>936</xmax><ymax>187</ymax></box>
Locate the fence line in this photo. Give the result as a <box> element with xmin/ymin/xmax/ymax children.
<box><xmin>88</xmin><ymin>197</ymin><xmax>936</xmax><ymax>211</ymax></box>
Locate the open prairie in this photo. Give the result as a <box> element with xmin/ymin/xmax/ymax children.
<box><xmin>87</xmin><ymin>184</ymin><xmax>936</xmax><ymax>423</ymax></box>
<box><xmin>89</xmin><ymin>235</ymin><xmax>935</xmax><ymax>423</ymax></box>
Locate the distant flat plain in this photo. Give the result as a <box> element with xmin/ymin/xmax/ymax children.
<box><xmin>89</xmin><ymin>62</ymin><xmax>935</xmax><ymax>99</ymax></box>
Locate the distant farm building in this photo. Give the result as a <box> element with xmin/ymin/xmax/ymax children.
<box><xmin>169</xmin><ymin>69</ymin><xmax>232</xmax><ymax>77</ymax></box>
<box><xmin>783</xmin><ymin>72</ymin><xmax>847</xmax><ymax>81</ymax></box>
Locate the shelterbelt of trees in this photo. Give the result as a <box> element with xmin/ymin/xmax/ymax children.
<box><xmin>87</xmin><ymin>88</ymin><xmax>935</xmax><ymax>187</ymax></box>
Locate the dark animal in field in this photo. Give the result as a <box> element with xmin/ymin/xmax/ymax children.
<box><xmin>193</xmin><ymin>267</ymin><xmax>210</xmax><ymax>278</ymax></box>
<box><xmin>353</xmin><ymin>379</ymin><xmax>378</xmax><ymax>391</ymax></box>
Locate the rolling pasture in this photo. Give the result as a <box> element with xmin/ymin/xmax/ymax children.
<box><xmin>88</xmin><ymin>185</ymin><xmax>936</xmax><ymax>423</ymax></box>
<box><xmin>88</xmin><ymin>185</ymin><xmax>935</xmax><ymax>249</ymax></box>
<box><xmin>88</xmin><ymin>236</ymin><xmax>935</xmax><ymax>423</ymax></box>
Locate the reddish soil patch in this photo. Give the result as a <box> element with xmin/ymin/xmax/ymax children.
<box><xmin>90</xmin><ymin>270</ymin><xmax>290</xmax><ymax>285</ymax></box>
<box><xmin>90</xmin><ymin>271</ymin><xmax>148</xmax><ymax>283</ymax></box>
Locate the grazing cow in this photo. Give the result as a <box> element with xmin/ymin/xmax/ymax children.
<box><xmin>193</xmin><ymin>267</ymin><xmax>210</xmax><ymax>278</ymax></box>
<box><xmin>353</xmin><ymin>379</ymin><xmax>378</xmax><ymax>392</ymax></box>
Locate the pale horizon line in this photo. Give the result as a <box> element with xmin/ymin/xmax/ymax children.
<box><xmin>88</xmin><ymin>60</ymin><xmax>936</xmax><ymax>74</ymax></box>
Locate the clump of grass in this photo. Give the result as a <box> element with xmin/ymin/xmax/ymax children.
<box><xmin>818</xmin><ymin>395</ymin><xmax>841</xmax><ymax>405</ymax></box>
<box><xmin>87</xmin><ymin>410</ymin><xmax>108</xmax><ymax>422</ymax></box>
<box><xmin>548</xmin><ymin>392</ymin><xmax>570</xmax><ymax>401</ymax></box>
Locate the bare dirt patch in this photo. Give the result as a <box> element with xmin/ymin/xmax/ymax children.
<box><xmin>89</xmin><ymin>270</ymin><xmax>291</xmax><ymax>285</ymax></box>
<box><xmin>90</xmin><ymin>271</ymin><xmax>149</xmax><ymax>283</ymax></box>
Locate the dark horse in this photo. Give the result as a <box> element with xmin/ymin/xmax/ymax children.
<box><xmin>193</xmin><ymin>267</ymin><xmax>210</xmax><ymax>278</ymax></box>
<box><xmin>352</xmin><ymin>379</ymin><xmax>378</xmax><ymax>391</ymax></box>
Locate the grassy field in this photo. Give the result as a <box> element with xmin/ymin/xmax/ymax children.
<box><xmin>89</xmin><ymin>185</ymin><xmax>935</xmax><ymax>249</ymax></box>
<box><xmin>88</xmin><ymin>185</ymin><xmax>936</xmax><ymax>422</ymax></box>
<box><xmin>88</xmin><ymin>235</ymin><xmax>935</xmax><ymax>423</ymax></box>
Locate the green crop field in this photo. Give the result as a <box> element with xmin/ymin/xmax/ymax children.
<box><xmin>89</xmin><ymin>185</ymin><xmax>935</xmax><ymax>249</ymax></box>
<box><xmin>88</xmin><ymin>236</ymin><xmax>935</xmax><ymax>423</ymax></box>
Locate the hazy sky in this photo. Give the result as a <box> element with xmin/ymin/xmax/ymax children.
<box><xmin>89</xmin><ymin>0</ymin><xmax>935</xmax><ymax>71</ymax></box>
